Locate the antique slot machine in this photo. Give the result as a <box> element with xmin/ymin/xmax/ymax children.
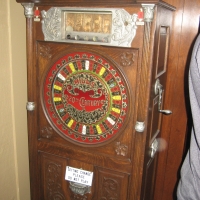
<box><xmin>16</xmin><ymin>0</ymin><xmax>175</xmax><ymax>199</ymax></box>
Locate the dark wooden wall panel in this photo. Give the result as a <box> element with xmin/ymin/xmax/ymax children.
<box><xmin>154</xmin><ymin>0</ymin><xmax>200</xmax><ymax>199</ymax></box>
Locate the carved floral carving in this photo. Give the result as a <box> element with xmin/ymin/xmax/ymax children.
<box><xmin>120</xmin><ymin>52</ymin><xmax>135</xmax><ymax>66</ymax></box>
<box><xmin>39</xmin><ymin>45</ymin><xmax>52</xmax><ymax>59</ymax></box>
<box><xmin>41</xmin><ymin>126</ymin><xmax>53</xmax><ymax>139</ymax></box>
<box><xmin>115</xmin><ymin>142</ymin><xmax>128</xmax><ymax>156</ymax></box>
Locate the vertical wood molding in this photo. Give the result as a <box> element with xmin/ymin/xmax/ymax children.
<box><xmin>137</xmin><ymin>5</ymin><xmax>156</xmax><ymax>122</ymax></box>
<box><xmin>26</xmin><ymin>17</ymin><xmax>37</xmax><ymax>199</ymax></box>
<box><xmin>24</xmin><ymin>11</ymin><xmax>39</xmax><ymax>200</ymax></box>
<box><xmin>130</xmin><ymin>7</ymin><xmax>157</xmax><ymax>199</ymax></box>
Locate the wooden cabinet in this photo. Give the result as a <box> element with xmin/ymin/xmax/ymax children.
<box><xmin>16</xmin><ymin>1</ymin><xmax>175</xmax><ymax>199</ymax></box>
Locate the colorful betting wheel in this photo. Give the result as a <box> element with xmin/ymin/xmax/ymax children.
<box><xmin>43</xmin><ymin>52</ymin><xmax>129</xmax><ymax>145</ymax></box>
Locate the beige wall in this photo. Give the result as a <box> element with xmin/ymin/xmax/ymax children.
<box><xmin>0</xmin><ymin>1</ymin><xmax>30</xmax><ymax>200</ymax></box>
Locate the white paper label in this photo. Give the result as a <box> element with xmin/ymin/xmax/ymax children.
<box><xmin>65</xmin><ymin>166</ymin><xmax>93</xmax><ymax>186</ymax></box>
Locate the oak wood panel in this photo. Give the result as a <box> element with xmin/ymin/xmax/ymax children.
<box><xmin>154</xmin><ymin>0</ymin><xmax>200</xmax><ymax>199</ymax></box>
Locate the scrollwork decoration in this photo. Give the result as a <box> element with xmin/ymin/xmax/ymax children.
<box><xmin>112</xmin><ymin>10</ymin><xmax>138</xmax><ymax>47</ymax></box>
<box><xmin>100</xmin><ymin>177</ymin><xmax>119</xmax><ymax>200</ymax></box>
<box><xmin>41</xmin><ymin>7</ymin><xmax>61</xmax><ymax>41</ymax></box>
<box><xmin>41</xmin><ymin>7</ymin><xmax>140</xmax><ymax>47</ymax></box>
<box><xmin>46</xmin><ymin>163</ymin><xmax>65</xmax><ymax>200</ymax></box>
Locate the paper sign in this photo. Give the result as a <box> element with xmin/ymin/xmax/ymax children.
<box><xmin>65</xmin><ymin>166</ymin><xmax>93</xmax><ymax>186</ymax></box>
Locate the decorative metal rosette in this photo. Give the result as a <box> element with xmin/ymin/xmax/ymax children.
<box><xmin>43</xmin><ymin>52</ymin><xmax>129</xmax><ymax>145</ymax></box>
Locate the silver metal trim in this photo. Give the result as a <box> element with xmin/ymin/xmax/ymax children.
<box><xmin>154</xmin><ymin>79</ymin><xmax>172</xmax><ymax>115</ymax></box>
<box><xmin>135</xmin><ymin>121</ymin><xmax>145</xmax><ymax>132</ymax></box>
<box><xmin>154</xmin><ymin>78</ymin><xmax>160</xmax><ymax>95</ymax></box>
<box><xmin>149</xmin><ymin>139</ymin><xmax>158</xmax><ymax>158</ymax></box>
<box><xmin>21</xmin><ymin>3</ymin><xmax>34</xmax><ymax>18</ymax></box>
<box><xmin>41</xmin><ymin>7</ymin><xmax>139</xmax><ymax>47</ymax></box>
<box><xmin>26</xmin><ymin>102</ymin><xmax>35</xmax><ymax>111</ymax></box>
<box><xmin>69</xmin><ymin>181</ymin><xmax>91</xmax><ymax>196</ymax></box>
<box><xmin>142</xmin><ymin>4</ymin><xmax>155</xmax><ymax>22</ymax></box>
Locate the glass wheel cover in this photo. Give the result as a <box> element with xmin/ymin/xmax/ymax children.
<box><xmin>43</xmin><ymin>52</ymin><xmax>129</xmax><ymax>145</ymax></box>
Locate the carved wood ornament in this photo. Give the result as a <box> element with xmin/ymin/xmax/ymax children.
<box><xmin>46</xmin><ymin>163</ymin><xmax>65</xmax><ymax>200</ymax></box>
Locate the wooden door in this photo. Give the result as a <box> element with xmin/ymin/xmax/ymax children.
<box><xmin>154</xmin><ymin>0</ymin><xmax>200</xmax><ymax>199</ymax></box>
<box><xmin>20</xmin><ymin>2</ymin><xmax>174</xmax><ymax>200</ymax></box>
<box><xmin>141</xmin><ymin>13</ymin><xmax>172</xmax><ymax>200</ymax></box>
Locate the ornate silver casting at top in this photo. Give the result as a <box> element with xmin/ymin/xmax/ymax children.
<box><xmin>142</xmin><ymin>4</ymin><xmax>155</xmax><ymax>22</ymax></box>
<box><xmin>41</xmin><ymin>7</ymin><xmax>139</xmax><ymax>47</ymax></box>
<box><xmin>21</xmin><ymin>3</ymin><xmax>34</xmax><ymax>18</ymax></box>
<box><xmin>135</xmin><ymin>121</ymin><xmax>145</xmax><ymax>132</ymax></box>
<box><xmin>26</xmin><ymin>102</ymin><xmax>35</xmax><ymax>111</ymax></box>
<box><xmin>41</xmin><ymin>8</ymin><xmax>61</xmax><ymax>41</ymax></box>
